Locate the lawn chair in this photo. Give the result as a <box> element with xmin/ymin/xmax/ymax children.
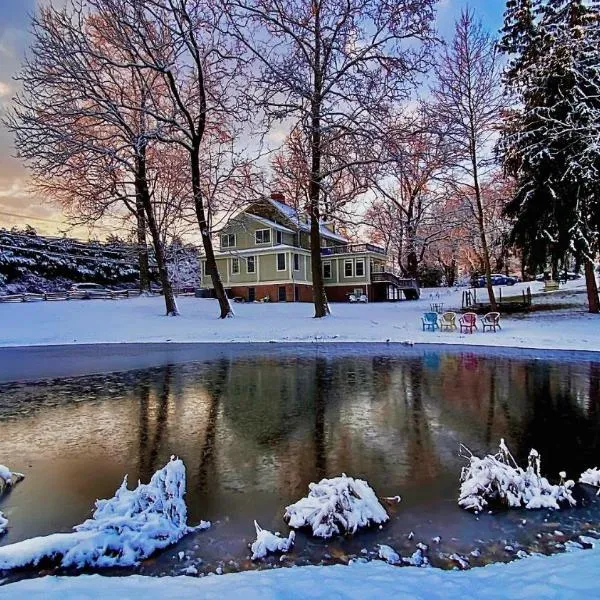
<box><xmin>422</xmin><ymin>312</ymin><xmax>439</xmax><ymax>331</ymax></box>
<box><xmin>439</xmin><ymin>311</ymin><xmax>457</xmax><ymax>331</ymax></box>
<box><xmin>481</xmin><ymin>312</ymin><xmax>501</xmax><ymax>332</ymax></box>
<box><xmin>459</xmin><ymin>312</ymin><xmax>478</xmax><ymax>334</ymax></box>
<box><xmin>358</xmin><ymin>294</ymin><xmax>368</xmax><ymax>303</ymax></box>
<box><xmin>348</xmin><ymin>294</ymin><xmax>358</xmax><ymax>303</ymax></box>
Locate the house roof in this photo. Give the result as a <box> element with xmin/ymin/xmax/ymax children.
<box><xmin>267</xmin><ymin>198</ymin><xmax>349</xmax><ymax>244</ymax></box>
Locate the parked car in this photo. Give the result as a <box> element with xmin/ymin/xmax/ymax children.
<box><xmin>68</xmin><ymin>283</ymin><xmax>112</xmax><ymax>299</ymax></box>
<box><xmin>476</xmin><ymin>274</ymin><xmax>518</xmax><ymax>287</ymax></box>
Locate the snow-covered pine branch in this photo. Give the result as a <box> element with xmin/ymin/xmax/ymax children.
<box><xmin>458</xmin><ymin>440</ymin><xmax>576</xmax><ymax>513</ymax></box>
<box><xmin>284</xmin><ymin>474</ymin><xmax>389</xmax><ymax>539</ymax></box>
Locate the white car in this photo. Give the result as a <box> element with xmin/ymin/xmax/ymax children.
<box><xmin>68</xmin><ymin>283</ymin><xmax>112</xmax><ymax>299</ymax></box>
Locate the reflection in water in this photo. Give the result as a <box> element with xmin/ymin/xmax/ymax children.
<box><xmin>1</xmin><ymin>350</ymin><xmax>600</xmax><ymax>577</ymax></box>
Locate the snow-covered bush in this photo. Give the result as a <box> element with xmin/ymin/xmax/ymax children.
<box><xmin>250</xmin><ymin>521</ymin><xmax>295</xmax><ymax>560</ymax></box>
<box><xmin>0</xmin><ymin>457</ymin><xmax>208</xmax><ymax>570</ymax></box>
<box><xmin>284</xmin><ymin>474</ymin><xmax>389</xmax><ymax>538</ymax></box>
<box><xmin>458</xmin><ymin>440</ymin><xmax>576</xmax><ymax>512</ymax></box>
<box><xmin>580</xmin><ymin>468</ymin><xmax>600</xmax><ymax>495</ymax></box>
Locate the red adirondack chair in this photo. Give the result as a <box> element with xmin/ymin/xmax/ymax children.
<box><xmin>459</xmin><ymin>312</ymin><xmax>478</xmax><ymax>334</ymax></box>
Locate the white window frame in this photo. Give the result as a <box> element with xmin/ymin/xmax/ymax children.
<box><xmin>293</xmin><ymin>253</ymin><xmax>300</xmax><ymax>271</ymax></box>
<box><xmin>323</xmin><ymin>261</ymin><xmax>332</xmax><ymax>279</ymax></box>
<box><xmin>247</xmin><ymin>255</ymin><xmax>256</xmax><ymax>274</ymax></box>
<box><xmin>255</xmin><ymin>229</ymin><xmax>271</xmax><ymax>245</ymax></box>
<box><xmin>276</xmin><ymin>253</ymin><xmax>286</xmax><ymax>272</ymax></box>
<box><xmin>231</xmin><ymin>257</ymin><xmax>240</xmax><ymax>274</ymax></box>
<box><xmin>344</xmin><ymin>260</ymin><xmax>353</xmax><ymax>278</ymax></box>
<box><xmin>221</xmin><ymin>233</ymin><xmax>236</xmax><ymax>248</ymax></box>
<box><xmin>276</xmin><ymin>230</ymin><xmax>283</xmax><ymax>245</ymax></box>
<box><xmin>355</xmin><ymin>259</ymin><xmax>365</xmax><ymax>277</ymax></box>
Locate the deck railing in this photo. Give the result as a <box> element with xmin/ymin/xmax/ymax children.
<box><xmin>371</xmin><ymin>272</ymin><xmax>419</xmax><ymax>290</ymax></box>
<box><xmin>321</xmin><ymin>243</ymin><xmax>386</xmax><ymax>256</ymax></box>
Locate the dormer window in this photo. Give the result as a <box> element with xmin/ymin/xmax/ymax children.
<box><xmin>221</xmin><ymin>233</ymin><xmax>236</xmax><ymax>248</ymax></box>
<box><xmin>255</xmin><ymin>229</ymin><xmax>271</xmax><ymax>244</ymax></box>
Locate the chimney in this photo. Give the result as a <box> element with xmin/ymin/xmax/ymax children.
<box><xmin>270</xmin><ymin>191</ymin><xmax>285</xmax><ymax>204</ymax></box>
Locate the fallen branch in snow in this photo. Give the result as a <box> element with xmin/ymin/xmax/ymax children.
<box><xmin>458</xmin><ymin>440</ymin><xmax>576</xmax><ymax>512</ymax></box>
<box><xmin>250</xmin><ymin>521</ymin><xmax>295</xmax><ymax>560</ymax></box>
<box><xmin>579</xmin><ymin>468</ymin><xmax>600</xmax><ymax>495</ymax></box>
<box><xmin>0</xmin><ymin>457</ymin><xmax>208</xmax><ymax>570</ymax></box>
<box><xmin>284</xmin><ymin>474</ymin><xmax>389</xmax><ymax>538</ymax></box>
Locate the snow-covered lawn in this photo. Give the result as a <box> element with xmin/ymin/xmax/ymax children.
<box><xmin>1</xmin><ymin>545</ymin><xmax>599</xmax><ymax>599</ymax></box>
<box><xmin>0</xmin><ymin>280</ymin><xmax>597</xmax><ymax>351</ymax></box>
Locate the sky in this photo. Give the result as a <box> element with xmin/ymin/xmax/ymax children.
<box><xmin>0</xmin><ymin>0</ymin><xmax>507</xmax><ymax>239</ymax></box>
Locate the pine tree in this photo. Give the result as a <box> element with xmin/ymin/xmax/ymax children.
<box><xmin>499</xmin><ymin>0</ymin><xmax>600</xmax><ymax>312</ymax></box>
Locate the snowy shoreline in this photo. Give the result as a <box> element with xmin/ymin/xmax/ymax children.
<box><xmin>1</xmin><ymin>546</ymin><xmax>599</xmax><ymax>598</ymax></box>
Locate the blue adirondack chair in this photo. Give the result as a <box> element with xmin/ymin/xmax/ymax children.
<box><xmin>422</xmin><ymin>312</ymin><xmax>439</xmax><ymax>331</ymax></box>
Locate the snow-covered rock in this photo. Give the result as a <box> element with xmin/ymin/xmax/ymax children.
<box><xmin>250</xmin><ymin>521</ymin><xmax>295</xmax><ymax>560</ymax></box>
<box><xmin>284</xmin><ymin>474</ymin><xmax>389</xmax><ymax>538</ymax></box>
<box><xmin>0</xmin><ymin>457</ymin><xmax>208</xmax><ymax>570</ymax></box>
<box><xmin>377</xmin><ymin>544</ymin><xmax>400</xmax><ymax>564</ymax></box>
<box><xmin>458</xmin><ymin>440</ymin><xmax>576</xmax><ymax>512</ymax></box>
<box><xmin>580</xmin><ymin>468</ymin><xmax>600</xmax><ymax>494</ymax></box>
<box><xmin>0</xmin><ymin>465</ymin><xmax>24</xmax><ymax>496</ymax></box>
<box><xmin>0</xmin><ymin>512</ymin><xmax>7</xmax><ymax>535</ymax></box>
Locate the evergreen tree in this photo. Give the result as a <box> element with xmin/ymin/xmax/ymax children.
<box><xmin>499</xmin><ymin>0</ymin><xmax>600</xmax><ymax>312</ymax></box>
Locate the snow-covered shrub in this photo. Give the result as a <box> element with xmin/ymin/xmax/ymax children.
<box><xmin>250</xmin><ymin>521</ymin><xmax>295</xmax><ymax>560</ymax></box>
<box><xmin>458</xmin><ymin>440</ymin><xmax>576</xmax><ymax>512</ymax></box>
<box><xmin>0</xmin><ymin>457</ymin><xmax>208</xmax><ymax>570</ymax></box>
<box><xmin>580</xmin><ymin>468</ymin><xmax>600</xmax><ymax>495</ymax></box>
<box><xmin>284</xmin><ymin>474</ymin><xmax>389</xmax><ymax>538</ymax></box>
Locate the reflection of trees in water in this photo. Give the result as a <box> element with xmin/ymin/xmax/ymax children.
<box><xmin>137</xmin><ymin>366</ymin><xmax>172</xmax><ymax>481</ymax></box>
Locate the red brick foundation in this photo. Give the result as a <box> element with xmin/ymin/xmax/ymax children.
<box><xmin>324</xmin><ymin>285</ymin><xmax>372</xmax><ymax>302</ymax></box>
<box><xmin>227</xmin><ymin>283</ymin><xmax>313</xmax><ymax>302</ymax></box>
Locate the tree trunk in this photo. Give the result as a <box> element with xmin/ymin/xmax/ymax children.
<box><xmin>135</xmin><ymin>194</ymin><xmax>151</xmax><ymax>294</ymax></box>
<box><xmin>136</xmin><ymin>148</ymin><xmax>179</xmax><ymax>316</ymax></box>
<box><xmin>190</xmin><ymin>145</ymin><xmax>232</xmax><ymax>319</ymax></box>
<box><xmin>309</xmin><ymin>4</ymin><xmax>329</xmax><ymax>318</ymax></box>
<box><xmin>584</xmin><ymin>257</ymin><xmax>599</xmax><ymax>314</ymax></box>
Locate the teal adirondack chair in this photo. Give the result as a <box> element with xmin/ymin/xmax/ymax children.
<box><xmin>422</xmin><ymin>312</ymin><xmax>439</xmax><ymax>331</ymax></box>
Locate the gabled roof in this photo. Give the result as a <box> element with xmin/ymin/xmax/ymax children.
<box><xmin>266</xmin><ymin>198</ymin><xmax>348</xmax><ymax>244</ymax></box>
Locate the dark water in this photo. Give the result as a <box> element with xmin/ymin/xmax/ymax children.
<box><xmin>1</xmin><ymin>346</ymin><xmax>600</xmax><ymax>578</ymax></box>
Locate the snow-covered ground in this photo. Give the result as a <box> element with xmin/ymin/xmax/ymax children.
<box><xmin>0</xmin><ymin>280</ymin><xmax>597</xmax><ymax>352</ymax></box>
<box><xmin>1</xmin><ymin>545</ymin><xmax>599</xmax><ymax>599</ymax></box>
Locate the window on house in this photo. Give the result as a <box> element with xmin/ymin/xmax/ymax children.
<box><xmin>221</xmin><ymin>233</ymin><xmax>235</xmax><ymax>248</ymax></box>
<box><xmin>277</xmin><ymin>253</ymin><xmax>286</xmax><ymax>271</ymax></box>
<box><xmin>293</xmin><ymin>253</ymin><xmax>300</xmax><ymax>271</ymax></box>
<box><xmin>276</xmin><ymin>230</ymin><xmax>283</xmax><ymax>245</ymax></box>
<box><xmin>231</xmin><ymin>258</ymin><xmax>239</xmax><ymax>274</ymax></box>
<box><xmin>247</xmin><ymin>256</ymin><xmax>255</xmax><ymax>273</ymax></box>
<box><xmin>255</xmin><ymin>229</ymin><xmax>271</xmax><ymax>244</ymax></box>
<box><xmin>323</xmin><ymin>262</ymin><xmax>332</xmax><ymax>279</ymax></box>
<box><xmin>355</xmin><ymin>260</ymin><xmax>365</xmax><ymax>277</ymax></box>
<box><xmin>344</xmin><ymin>260</ymin><xmax>353</xmax><ymax>277</ymax></box>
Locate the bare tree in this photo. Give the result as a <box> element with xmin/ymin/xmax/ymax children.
<box><xmin>4</xmin><ymin>3</ymin><xmax>180</xmax><ymax>313</ymax></box>
<box><xmin>430</xmin><ymin>8</ymin><xmax>504</xmax><ymax>310</ymax></box>
<box><xmin>223</xmin><ymin>0</ymin><xmax>436</xmax><ymax>317</ymax></box>
<box><xmin>87</xmin><ymin>0</ymin><xmax>256</xmax><ymax>319</ymax></box>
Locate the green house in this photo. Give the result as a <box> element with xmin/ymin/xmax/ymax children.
<box><xmin>200</xmin><ymin>194</ymin><xmax>419</xmax><ymax>302</ymax></box>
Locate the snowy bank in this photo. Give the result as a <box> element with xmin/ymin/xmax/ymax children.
<box><xmin>0</xmin><ymin>457</ymin><xmax>206</xmax><ymax>570</ymax></box>
<box><xmin>1</xmin><ymin>545</ymin><xmax>600</xmax><ymax>599</ymax></box>
<box><xmin>0</xmin><ymin>465</ymin><xmax>24</xmax><ymax>535</ymax></box>
<box><xmin>0</xmin><ymin>281</ymin><xmax>598</xmax><ymax>353</ymax></box>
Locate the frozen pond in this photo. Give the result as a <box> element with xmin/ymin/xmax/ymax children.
<box><xmin>1</xmin><ymin>344</ymin><xmax>599</xmax><ymax>577</ymax></box>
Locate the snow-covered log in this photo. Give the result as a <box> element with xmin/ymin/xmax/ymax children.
<box><xmin>250</xmin><ymin>521</ymin><xmax>295</xmax><ymax>560</ymax></box>
<box><xmin>580</xmin><ymin>468</ymin><xmax>600</xmax><ymax>495</ymax></box>
<box><xmin>458</xmin><ymin>440</ymin><xmax>576</xmax><ymax>512</ymax></box>
<box><xmin>284</xmin><ymin>474</ymin><xmax>389</xmax><ymax>538</ymax></box>
<box><xmin>0</xmin><ymin>457</ymin><xmax>208</xmax><ymax>570</ymax></box>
